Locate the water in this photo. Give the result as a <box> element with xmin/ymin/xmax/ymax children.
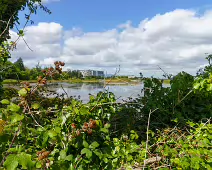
<box><xmin>48</xmin><ymin>82</ymin><xmax>144</xmax><ymax>102</ymax></box>
<box><xmin>4</xmin><ymin>82</ymin><xmax>170</xmax><ymax>103</ymax></box>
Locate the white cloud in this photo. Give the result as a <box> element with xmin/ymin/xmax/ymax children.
<box><xmin>9</xmin><ymin>9</ymin><xmax>212</xmax><ymax>77</ymax></box>
<box><xmin>10</xmin><ymin>22</ymin><xmax>63</xmax><ymax>65</ymax></box>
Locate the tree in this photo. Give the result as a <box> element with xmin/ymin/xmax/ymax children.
<box><xmin>0</xmin><ymin>0</ymin><xmax>51</xmax><ymax>44</ymax></box>
<box><xmin>0</xmin><ymin>0</ymin><xmax>51</xmax><ymax>96</ymax></box>
<box><xmin>67</xmin><ymin>70</ymin><xmax>83</xmax><ymax>79</ymax></box>
<box><xmin>0</xmin><ymin>0</ymin><xmax>51</xmax><ymax>63</ymax></box>
<box><xmin>14</xmin><ymin>57</ymin><xmax>25</xmax><ymax>71</ymax></box>
<box><xmin>139</xmin><ymin>72</ymin><xmax>143</xmax><ymax>79</ymax></box>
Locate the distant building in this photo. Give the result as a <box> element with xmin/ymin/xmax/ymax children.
<box><xmin>78</xmin><ymin>70</ymin><xmax>92</xmax><ymax>77</ymax></box>
<box><xmin>91</xmin><ymin>70</ymin><xmax>104</xmax><ymax>77</ymax></box>
<box><xmin>78</xmin><ymin>70</ymin><xmax>104</xmax><ymax>78</ymax></box>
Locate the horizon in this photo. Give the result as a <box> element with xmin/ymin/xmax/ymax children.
<box><xmin>8</xmin><ymin>0</ymin><xmax>212</xmax><ymax>78</ymax></box>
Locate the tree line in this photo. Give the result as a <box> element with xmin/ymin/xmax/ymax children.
<box><xmin>0</xmin><ymin>58</ymin><xmax>110</xmax><ymax>80</ymax></box>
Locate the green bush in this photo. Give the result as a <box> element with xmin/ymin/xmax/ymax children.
<box><xmin>0</xmin><ymin>56</ymin><xmax>212</xmax><ymax>169</ymax></box>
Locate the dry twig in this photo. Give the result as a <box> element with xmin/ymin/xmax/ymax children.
<box><xmin>0</xmin><ymin>13</ymin><xmax>15</xmax><ymax>38</ymax></box>
<box><xmin>143</xmin><ymin>108</ymin><xmax>158</xmax><ymax>170</ymax></box>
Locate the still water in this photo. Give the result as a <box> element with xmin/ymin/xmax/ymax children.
<box><xmin>48</xmin><ymin>82</ymin><xmax>144</xmax><ymax>102</ymax></box>
<box><xmin>4</xmin><ymin>82</ymin><xmax>170</xmax><ymax>103</ymax></box>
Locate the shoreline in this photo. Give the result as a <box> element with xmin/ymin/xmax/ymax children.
<box><xmin>2</xmin><ymin>78</ymin><xmax>170</xmax><ymax>85</ymax></box>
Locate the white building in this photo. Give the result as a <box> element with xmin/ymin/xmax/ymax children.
<box><xmin>78</xmin><ymin>70</ymin><xmax>104</xmax><ymax>78</ymax></box>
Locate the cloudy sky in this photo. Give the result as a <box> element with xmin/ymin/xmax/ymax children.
<box><xmin>9</xmin><ymin>0</ymin><xmax>212</xmax><ymax>77</ymax></box>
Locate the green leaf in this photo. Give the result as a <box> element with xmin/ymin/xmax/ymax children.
<box><xmin>55</xmin><ymin>126</ymin><xmax>61</xmax><ymax>133</ymax></box>
<box><xmin>100</xmin><ymin>128</ymin><xmax>109</xmax><ymax>133</ymax></box>
<box><xmin>89</xmin><ymin>95</ymin><xmax>95</xmax><ymax>101</ymax></box>
<box><xmin>193</xmin><ymin>82</ymin><xmax>200</xmax><ymax>90</ymax></box>
<box><xmin>89</xmin><ymin>141</ymin><xmax>99</xmax><ymax>149</ymax></box>
<box><xmin>19</xmin><ymin>30</ymin><xmax>23</xmax><ymax>34</ymax></box>
<box><xmin>7</xmin><ymin>148</ymin><xmax>18</xmax><ymax>153</ymax></box>
<box><xmin>18</xmin><ymin>88</ymin><xmax>28</xmax><ymax>97</ymax></box>
<box><xmin>36</xmin><ymin>162</ymin><xmax>42</xmax><ymax>168</ymax></box>
<box><xmin>207</xmin><ymin>84</ymin><xmax>212</xmax><ymax>91</ymax></box>
<box><xmin>32</xmin><ymin>103</ymin><xmax>40</xmax><ymax>110</ymax></box>
<box><xmin>104</xmin><ymin>123</ymin><xmax>111</xmax><ymax>128</ymax></box>
<box><xmin>68</xmin><ymin>164</ymin><xmax>75</xmax><ymax>170</ymax></box>
<box><xmin>103</xmin><ymin>157</ymin><xmax>108</xmax><ymax>163</ymax></box>
<box><xmin>187</xmin><ymin>121</ymin><xmax>196</xmax><ymax>127</ymax></box>
<box><xmin>18</xmin><ymin>153</ymin><xmax>34</xmax><ymax>169</ymax></box>
<box><xmin>93</xmin><ymin>150</ymin><xmax>102</xmax><ymax>158</ymax></box>
<box><xmin>11</xmin><ymin>113</ymin><xmax>24</xmax><ymax>123</ymax></box>
<box><xmin>3</xmin><ymin>154</ymin><xmax>19</xmax><ymax>170</ymax></box>
<box><xmin>83</xmin><ymin>140</ymin><xmax>89</xmax><ymax>148</ymax></box>
<box><xmin>60</xmin><ymin>150</ymin><xmax>67</xmax><ymax>160</ymax></box>
<box><xmin>65</xmin><ymin>155</ymin><xmax>73</xmax><ymax>162</ymax></box>
<box><xmin>8</xmin><ymin>103</ymin><xmax>20</xmax><ymax>112</ymax></box>
<box><xmin>81</xmin><ymin>148</ymin><xmax>92</xmax><ymax>159</ymax></box>
<box><xmin>1</xmin><ymin>99</ymin><xmax>10</xmax><ymax>105</ymax></box>
<box><xmin>18</xmin><ymin>30</ymin><xmax>24</xmax><ymax>36</ymax></box>
<box><xmin>48</xmin><ymin>130</ymin><xmax>57</xmax><ymax>138</ymax></box>
<box><xmin>3</xmin><ymin>153</ymin><xmax>33</xmax><ymax>170</ymax></box>
<box><xmin>42</xmin><ymin>132</ymin><xmax>49</xmax><ymax>147</ymax></box>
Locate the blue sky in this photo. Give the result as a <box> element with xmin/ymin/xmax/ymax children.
<box><xmin>12</xmin><ymin>0</ymin><xmax>212</xmax><ymax>77</ymax></box>
<box><xmin>22</xmin><ymin>0</ymin><xmax>212</xmax><ymax>32</ymax></box>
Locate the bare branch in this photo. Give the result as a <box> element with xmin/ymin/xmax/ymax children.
<box><xmin>144</xmin><ymin>156</ymin><xmax>162</xmax><ymax>165</ymax></box>
<box><xmin>60</xmin><ymin>84</ymin><xmax>69</xmax><ymax>98</ymax></box>
<box><xmin>22</xmin><ymin>37</ymin><xmax>33</xmax><ymax>51</ymax></box>
<box><xmin>0</xmin><ymin>13</ymin><xmax>15</xmax><ymax>38</ymax></box>
<box><xmin>143</xmin><ymin>108</ymin><xmax>158</xmax><ymax>170</ymax></box>
<box><xmin>14</xmin><ymin>23</ymin><xmax>33</xmax><ymax>52</ymax></box>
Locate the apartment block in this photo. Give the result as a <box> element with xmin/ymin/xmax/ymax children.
<box><xmin>78</xmin><ymin>70</ymin><xmax>104</xmax><ymax>78</ymax></box>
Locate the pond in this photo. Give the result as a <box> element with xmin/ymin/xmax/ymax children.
<box><xmin>4</xmin><ymin>82</ymin><xmax>170</xmax><ymax>103</ymax></box>
<box><xmin>48</xmin><ymin>82</ymin><xmax>144</xmax><ymax>102</ymax></box>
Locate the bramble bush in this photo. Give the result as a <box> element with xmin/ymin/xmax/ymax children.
<box><xmin>0</xmin><ymin>56</ymin><xmax>211</xmax><ymax>169</ymax></box>
<box><xmin>0</xmin><ymin>2</ymin><xmax>212</xmax><ymax>168</ymax></box>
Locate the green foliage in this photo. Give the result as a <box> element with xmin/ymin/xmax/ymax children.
<box><xmin>194</xmin><ymin>55</ymin><xmax>212</xmax><ymax>94</ymax></box>
<box><xmin>0</xmin><ymin>0</ymin><xmax>51</xmax><ymax>97</ymax></box>
<box><xmin>0</xmin><ymin>55</ymin><xmax>212</xmax><ymax>169</ymax></box>
<box><xmin>194</xmin><ymin>73</ymin><xmax>212</xmax><ymax>93</ymax></box>
<box><xmin>67</xmin><ymin>69</ymin><xmax>83</xmax><ymax>79</ymax></box>
<box><xmin>0</xmin><ymin>1</ymin><xmax>212</xmax><ymax>168</ymax></box>
<box><xmin>4</xmin><ymin>153</ymin><xmax>34</xmax><ymax>170</ymax></box>
<box><xmin>0</xmin><ymin>59</ymin><xmax>31</xmax><ymax>80</ymax></box>
<box><xmin>154</xmin><ymin>122</ymin><xmax>212</xmax><ymax>170</ymax></box>
<box><xmin>14</xmin><ymin>57</ymin><xmax>25</xmax><ymax>71</ymax></box>
<box><xmin>0</xmin><ymin>88</ymin><xmax>18</xmax><ymax>101</ymax></box>
<box><xmin>0</xmin><ymin>0</ymin><xmax>50</xmax><ymax>44</ymax></box>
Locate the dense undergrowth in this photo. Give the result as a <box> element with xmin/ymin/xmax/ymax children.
<box><xmin>0</xmin><ymin>1</ymin><xmax>212</xmax><ymax>168</ymax></box>
<box><xmin>0</xmin><ymin>57</ymin><xmax>211</xmax><ymax>170</ymax></box>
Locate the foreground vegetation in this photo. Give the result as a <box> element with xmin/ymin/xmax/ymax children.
<box><xmin>0</xmin><ymin>1</ymin><xmax>211</xmax><ymax>169</ymax></box>
<box><xmin>0</xmin><ymin>57</ymin><xmax>212</xmax><ymax>169</ymax></box>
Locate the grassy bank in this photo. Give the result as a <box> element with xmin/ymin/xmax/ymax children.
<box><xmin>3</xmin><ymin>78</ymin><xmax>142</xmax><ymax>84</ymax></box>
<box><xmin>162</xmin><ymin>79</ymin><xmax>170</xmax><ymax>84</ymax></box>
